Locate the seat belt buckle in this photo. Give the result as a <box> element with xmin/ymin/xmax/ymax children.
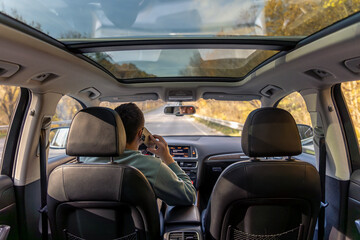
<box><xmin>320</xmin><ymin>202</ymin><xmax>329</xmax><ymax>208</ymax></box>
<box><xmin>39</xmin><ymin>205</ymin><xmax>48</xmax><ymax>214</ymax></box>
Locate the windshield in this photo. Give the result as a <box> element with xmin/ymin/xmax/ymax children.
<box><xmin>100</xmin><ymin>99</ymin><xmax>261</xmax><ymax>136</ymax></box>
<box><xmin>0</xmin><ymin>0</ymin><xmax>359</xmax><ymax>40</ymax></box>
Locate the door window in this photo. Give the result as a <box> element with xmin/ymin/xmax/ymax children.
<box><xmin>341</xmin><ymin>80</ymin><xmax>360</xmax><ymax>148</ymax></box>
<box><xmin>277</xmin><ymin>92</ymin><xmax>314</xmax><ymax>156</ymax></box>
<box><xmin>49</xmin><ymin>96</ymin><xmax>82</xmax><ymax>159</ymax></box>
<box><xmin>0</xmin><ymin>86</ymin><xmax>20</xmax><ymax>162</ymax></box>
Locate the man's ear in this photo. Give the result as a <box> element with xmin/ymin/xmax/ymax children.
<box><xmin>137</xmin><ymin>128</ymin><xmax>143</xmax><ymax>138</ymax></box>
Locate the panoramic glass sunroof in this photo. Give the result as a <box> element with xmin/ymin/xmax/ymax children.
<box><xmin>85</xmin><ymin>49</ymin><xmax>279</xmax><ymax>80</ymax></box>
<box><xmin>0</xmin><ymin>0</ymin><xmax>359</xmax><ymax>40</ymax></box>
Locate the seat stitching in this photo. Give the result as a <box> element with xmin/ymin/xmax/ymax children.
<box><xmin>62</xmin><ymin>167</ymin><xmax>69</xmax><ymax>201</ymax></box>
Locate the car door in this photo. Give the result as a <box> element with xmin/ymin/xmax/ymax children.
<box><xmin>0</xmin><ymin>87</ymin><xmax>29</xmax><ymax>240</ymax></box>
<box><xmin>334</xmin><ymin>81</ymin><xmax>360</xmax><ymax>239</ymax></box>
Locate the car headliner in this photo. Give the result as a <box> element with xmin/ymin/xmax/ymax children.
<box><xmin>0</xmin><ymin>11</ymin><xmax>359</xmax><ymax>107</ymax></box>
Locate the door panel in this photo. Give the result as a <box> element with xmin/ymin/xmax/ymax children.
<box><xmin>0</xmin><ymin>175</ymin><xmax>18</xmax><ymax>240</ymax></box>
<box><xmin>347</xmin><ymin>170</ymin><xmax>360</xmax><ymax>239</ymax></box>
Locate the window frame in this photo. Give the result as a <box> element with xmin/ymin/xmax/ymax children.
<box><xmin>0</xmin><ymin>88</ymin><xmax>31</xmax><ymax>177</ymax></box>
<box><xmin>333</xmin><ymin>84</ymin><xmax>360</xmax><ymax>172</ymax></box>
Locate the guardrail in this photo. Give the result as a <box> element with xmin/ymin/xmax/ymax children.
<box><xmin>194</xmin><ymin>114</ymin><xmax>244</xmax><ymax>130</ymax></box>
<box><xmin>0</xmin><ymin>120</ymin><xmax>72</xmax><ymax>131</ymax></box>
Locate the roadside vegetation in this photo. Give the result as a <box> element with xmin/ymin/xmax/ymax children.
<box><xmin>192</xmin><ymin>116</ymin><xmax>240</xmax><ymax>136</ymax></box>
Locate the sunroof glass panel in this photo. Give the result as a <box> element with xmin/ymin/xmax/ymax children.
<box><xmin>0</xmin><ymin>0</ymin><xmax>359</xmax><ymax>40</ymax></box>
<box><xmin>85</xmin><ymin>49</ymin><xmax>279</xmax><ymax>80</ymax></box>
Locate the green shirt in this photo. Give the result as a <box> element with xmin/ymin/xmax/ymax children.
<box><xmin>81</xmin><ymin>149</ymin><xmax>196</xmax><ymax>206</ymax></box>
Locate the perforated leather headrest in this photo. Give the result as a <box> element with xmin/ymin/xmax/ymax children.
<box><xmin>66</xmin><ymin>107</ymin><xmax>126</xmax><ymax>157</ymax></box>
<box><xmin>241</xmin><ymin>108</ymin><xmax>302</xmax><ymax>157</ymax></box>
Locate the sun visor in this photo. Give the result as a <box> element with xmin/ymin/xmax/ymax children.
<box><xmin>100</xmin><ymin>93</ymin><xmax>159</xmax><ymax>102</ymax></box>
<box><xmin>202</xmin><ymin>93</ymin><xmax>260</xmax><ymax>101</ymax></box>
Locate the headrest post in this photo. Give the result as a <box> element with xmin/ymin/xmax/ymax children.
<box><xmin>76</xmin><ymin>157</ymin><xmax>82</xmax><ymax>163</ymax></box>
<box><xmin>109</xmin><ymin>156</ymin><xmax>115</xmax><ymax>164</ymax></box>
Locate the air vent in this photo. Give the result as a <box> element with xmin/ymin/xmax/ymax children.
<box><xmin>305</xmin><ymin>69</ymin><xmax>333</xmax><ymax>80</ymax></box>
<box><xmin>184</xmin><ymin>232</ymin><xmax>198</xmax><ymax>240</ymax></box>
<box><xmin>169</xmin><ymin>232</ymin><xmax>183</xmax><ymax>240</ymax></box>
<box><xmin>168</xmin><ymin>232</ymin><xmax>198</xmax><ymax>240</ymax></box>
<box><xmin>31</xmin><ymin>73</ymin><xmax>57</xmax><ymax>82</ymax></box>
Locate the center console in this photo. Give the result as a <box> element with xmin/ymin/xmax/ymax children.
<box><xmin>169</xmin><ymin>145</ymin><xmax>198</xmax><ymax>186</ymax></box>
<box><xmin>163</xmin><ymin>205</ymin><xmax>202</xmax><ymax>240</ymax></box>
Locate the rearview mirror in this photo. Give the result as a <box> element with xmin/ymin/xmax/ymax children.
<box><xmin>49</xmin><ymin>127</ymin><xmax>69</xmax><ymax>149</ymax></box>
<box><xmin>164</xmin><ymin>105</ymin><xmax>196</xmax><ymax>116</ymax></box>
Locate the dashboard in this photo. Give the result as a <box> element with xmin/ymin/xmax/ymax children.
<box><xmin>168</xmin><ymin>145</ymin><xmax>198</xmax><ymax>185</ymax></box>
<box><xmin>164</xmin><ymin>136</ymin><xmax>245</xmax><ymax>191</ymax></box>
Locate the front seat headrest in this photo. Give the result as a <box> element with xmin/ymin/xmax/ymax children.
<box><xmin>241</xmin><ymin>107</ymin><xmax>302</xmax><ymax>157</ymax></box>
<box><xmin>66</xmin><ymin>107</ymin><xmax>126</xmax><ymax>157</ymax></box>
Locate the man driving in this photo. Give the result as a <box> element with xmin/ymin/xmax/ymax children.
<box><xmin>82</xmin><ymin>103</ymin><xmax>196</xmax><ymax>206</ymax></box>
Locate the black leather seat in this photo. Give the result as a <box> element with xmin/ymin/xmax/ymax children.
<box><xmin>203</xmin><ymin>108</ymin><xmax>321</xmax><ymax>240</ymax></box>
<box><xmin>47</xmin><ymin>107</ymin><xmax>160</xmax><ymax>240</ymax></box>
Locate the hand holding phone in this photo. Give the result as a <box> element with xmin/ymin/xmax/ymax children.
<box><xmin>146</xmin><ymin>135</ymin><xmax>174</xmax><ymax>165</ymax></box>
<box><xmin>141</xmin><ymin>127</ymin><xmax>153</xmax><ymax>147</ymax></box>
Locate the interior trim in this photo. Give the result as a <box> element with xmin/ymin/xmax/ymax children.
<box><xmin>1</xmin><ymin>88</ymin><xmax>30</xmax><ymax>177</ymax></box>
<box><xmin>206</xmin><ymin>153</ymin><xmax>249</xmax><ymax>162</ymax></box>
<box><xmin>332</xmin><ymin>84</ymin><xmax>360</xmax><ymax>172</ymax></box>
<box><xmin>67</xmin><ymin>38</ymin><xmax>298</xmax><ymax>53</ymax></box>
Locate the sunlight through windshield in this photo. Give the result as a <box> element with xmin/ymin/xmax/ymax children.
<box><xmin>100</xmin><ymin>99</ymin><xmax>261</xmax><ymax>136</ymax></box>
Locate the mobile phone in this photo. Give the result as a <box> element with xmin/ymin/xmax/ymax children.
<box><xmin>141</xmin><ymin>127</ymin><xmax>153</xmax><ymax>147</ymax></box>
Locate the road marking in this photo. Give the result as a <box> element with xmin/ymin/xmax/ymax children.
<box><xmin>186</xmin><ymin>117</ymin><xmax>208</xmax><ymax>135</ymax></box>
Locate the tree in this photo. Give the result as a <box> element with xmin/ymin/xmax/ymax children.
<box><xmin>89</xmin><ymin>53</ymin><xmax>156</xmax><ymax>79</ymax></box>
<box><xmin>0</xmin><ymin>86</ymin><xmax>20</xmax><ymax>124</ymax></box>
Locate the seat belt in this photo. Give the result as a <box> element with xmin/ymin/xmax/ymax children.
<box><xmin>39</xmin><ymin>118</ymin><xmax>51</xmax><ymax>240</ymax></box>
<box><xmin>318</xmin><ymin>136</ymin><xmax>328</xmax><ymax>240</ymax></box>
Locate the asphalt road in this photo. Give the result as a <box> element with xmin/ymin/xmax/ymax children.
<box><xmin>144</xmin><ymin>106</ymin><xmax>222</xmax><ymax>136</ymax></box>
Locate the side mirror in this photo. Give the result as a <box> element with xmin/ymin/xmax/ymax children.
<box><xmin>164</xmin><ymin>105</ymin><xmax>196</xmax><ymax>116</ymax></box>
<box><xmin>49</xmin><ymin>127</ymin><xmax>69</xmax><ymax>149</ymax></box>
<box><xmin>297</xmin><ymin>124</ymin><xmax>313</xmax><ymax>141</ymax></box>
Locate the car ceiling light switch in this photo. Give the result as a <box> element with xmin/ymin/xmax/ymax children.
<box><xmin>305</xmin><ymin>69</ymin><xmax>333</xmax><ymax>80</ymax></box>
<box><xmin>31</xmin><ymin>73</ymin><xmax>58</xmax><ymax>82</ymax></box>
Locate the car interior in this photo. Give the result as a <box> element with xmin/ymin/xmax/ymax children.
<box><xmin>0</xmin><ymin>1</ymin><xmax>360</xmax><ymax>240</ymax></box>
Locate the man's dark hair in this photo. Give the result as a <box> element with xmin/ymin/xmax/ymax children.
<box><xmin>115</xmin><ymin>103</ymin><xmax>144</xmax><ymax>143</ymax></box>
